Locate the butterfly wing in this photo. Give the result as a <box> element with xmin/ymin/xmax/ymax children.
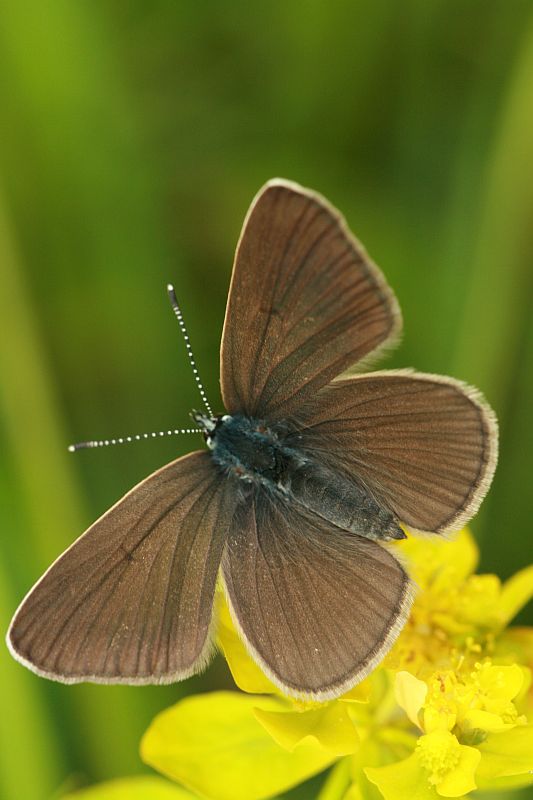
<box><xmin>221</xmin><ymin>488</ymin><xmax>413</xmax><ymax>699</ymax></box>
<box><xmin>8</xmin><ymin>451</ymin><xmax>234</xmax><ymax>684</ymax></box>
<box><xmin>220</xmin><ymin>179</ymin><xmax>401</xmax><ymax>421</ymax></box>
<box><xmin>290</xmin><ymin>371</ymin><xmax>498</xmax><ymax>533</ymax></box>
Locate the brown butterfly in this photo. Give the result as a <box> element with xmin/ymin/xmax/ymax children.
<box><xmin>7</xmin><ymin>179</ymin><xmax>498</xmax><ymax>700</ymax></box>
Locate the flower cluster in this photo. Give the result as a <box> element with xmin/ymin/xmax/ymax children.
<box><xmin>66</xmin><ymin>529</ymin><xmax>533</xmax><ymax>800</ymax></box>
<box><xmin>360</xmin><ymin>529</ymin><xmax>533</xmax><ymax>799</ymax></box>
<box><xmin>369</xmin><ymin>662</ymin><xmax>529</xmax><ymax>798</ymax></box>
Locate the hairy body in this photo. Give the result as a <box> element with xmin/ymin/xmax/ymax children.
<box><xmin>201</xmin><ymin>413</ymin><xmax>405</xmax><ymax>542</ymax></box>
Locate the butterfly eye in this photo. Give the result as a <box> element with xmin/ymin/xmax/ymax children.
<box><xmin>191</xmin><ymin>410</ymin><xmax>216</xmax><ymax>431</ymax></box>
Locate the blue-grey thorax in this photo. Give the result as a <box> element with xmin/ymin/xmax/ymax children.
<box><xmin>199</xmin><ymin>413</ymin><xmax>404</xmax><ymax>542</ymax></box>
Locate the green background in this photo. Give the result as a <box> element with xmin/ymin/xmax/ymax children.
<box><xmin>0</xmin><ymin>2</ymin><xmax>532</xmax><ymax>799</ymax></box>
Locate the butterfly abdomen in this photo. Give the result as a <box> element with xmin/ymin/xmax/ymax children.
<box><xmin>285</xmin><ymin>460</ymin><xmax>405</xmax><ymax>542</ymax></box>
<box><xmin>209</xmin><ymin>414</ymin><xmax>404</xmax><ymax>542</ymax></box>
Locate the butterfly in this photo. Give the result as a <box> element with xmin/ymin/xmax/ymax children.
<box><xmin>7</xmin><ymin>179</ymin><xmax>498</xmax><ymax>700</ymax></box>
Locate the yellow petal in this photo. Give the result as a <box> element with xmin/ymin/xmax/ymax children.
<box><xmin>366</xmin><ymin>753</ymin><xmax>439</xmax><ymax>800</ymax></box>
<box><xmin>477</xmin><ymin>662</ymin><xmax>524</xmax><ymax>701</ymax></box>
<box><xmin>461</xmin><ymin>709</ymin><xmax>511</xmax><ymax>733</ymax></box>
<box><xmin>355</xmin><ymin>730</ymin><xmax>419</xmax><ymax>799</ymax></box>
<box><xmin>395</xmin><ymin>671</ymin><xmax>427</xmax><ymax>728</ymax></box>
<box><xmin>141</xmin><ymin>691</ymin><xmax>335</xmax><ymax>800</ymax></box>
<box><xmin>423</xmin><ymin>705</ymin><xmax>457</xmax><ymax>736</ymax></box>
<box><xmin>495</xmin><ymin>626</ymin><xmax>533</xmax><ymax>666</ymax></box>
<box><xmin>477</xmin><ymin>725</ymin><xmax>533</xmax><ymax>779</ymax></box>
<box><xmin>499</xmin><ymin>565</ymin><xmax>533</xmax><ymax>626</ymax></box>
<box><xmin>253</xmin><ymin>702</ymin><xmax>359</xmax><ymax>756</ymax></box>
<box><xmin>342</xmin><ymin>786</ymin><xmax>364</xmax><ymax>800</ymax></box>
<box><xmin>315</xmin><ymin>759</ymin><xmax>352</xmax><ymax>800</ymax></box>
<box><xmin>416</xmin><ymin>731</ymin><xmax>480</xmax><ymax>797</ymax></box>
<box><xmin>379</xmin><ymin>728</ymin><xmax>420</xmax><ymax>758</ymax></box>
<box><xmin>339</xmin><ymin>677</ymin><xmax>372</xmax><ymax>703</ymax></box>
<box><xmin>395</xmin><ymin>527</ymin><xmax>478</xmax><ymax>590</ymax></box>
<box><xmin>217</xmin><ymin>596</ymin><xmax>277</xmax><ymax>694</ymax></box>
<box><xmin>476</xmin><ymin>770</ymin><xmax>533</xmax><ymax>791</ymax></box>
<box><xmin>435</xmin><ymin>744</ymin><xmax>480</xmax><ymax>797</ymax></box>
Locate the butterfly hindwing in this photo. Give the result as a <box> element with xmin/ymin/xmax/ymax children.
<box><xmin>290</xmin><ymin>371</ymin><xmax>498</xmax><ymax>533</ymax></box>
<box><xmin>221</xmin><ymin>487</ymin><xmax>413</xmax><ymax>700</ymax></box>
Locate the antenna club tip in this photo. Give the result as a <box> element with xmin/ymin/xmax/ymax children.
<box><xmin>68</xmin><ymin>445</ymin><xmax>76</xmax><ymax>452</ymax></box>
<box><xmin>167</xmin><ymin>283</ymin><xmax>175</xmax><ymax>293</ymax></box>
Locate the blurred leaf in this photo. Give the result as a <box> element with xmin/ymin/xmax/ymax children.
<box><xmin>141</xmin><ymin>691</ymin><xmax>334</xmax><ymax>800</ymax></box>
<box><xmin>452</xmin><ymin>14</ymin><xmax>533</xmax><ymax>410</ymax></box>
<box><xmin>217</xmin><ymin>593</ymin><xmax>278</xmax><ymax>694</ymax></box>
<box><xmin>0</xmin><ymin>181</ymin><xmax>160</xmax><ymax>781</ymax></box>
<box><xmin>63</xmin><ymin>776</ymin><xmax>197</xmax><ymax>800</ymax></box>
<box><xmin>499</xmin><ymin>565</ymin><xmax>533</xmax><ymax>626</ymax></box>
<box><xmin>450</xmin><ymin>12</ymin><xmax>533</xmax><ymax>554</ymax></box>
<box><xmin>475</xmin><ymin>771</ymin><xmax>533</xmax><ymax>792</ymax></box>
<box><xmin>477</xmin><ymin>725</ymin><xmax>533</xmax><ymax>779</ymax></box>
<box><xmin>0</xmin><ymin>556</ymin><xmax>64</xmax><ymax>800</ymax></box>
<box><xmin>365</xmin><ymin>754</ymin><xmax>438</xmax><ymax>800</ymax></box>
<box><xmin>315</xmin><ymin>759</ymin><xmax>351</xmax><ymax>800</ymax></box>
<box><xmin>0</xmin><ymin>0</ymin><xmax>181</xmax><ymax>782</ymax></box>
<box><xmin>254</xmin><ymin>703</ymin><xmax>359</xmax><ymax>756</ymax></box>
<box><xmin>394</xmin><ymin>672</ymin><xmax>426</xmax><ymax>729</ymax></box>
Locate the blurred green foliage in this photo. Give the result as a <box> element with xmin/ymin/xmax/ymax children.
<box><xmin>0</xmin><ymin>2</ymin><xmax>532</xmax><ymax>799</ymax></box>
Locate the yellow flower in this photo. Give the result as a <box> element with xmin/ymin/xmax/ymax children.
<box><xmin>385</xmin><ymin>528</ymin><xmax>533</xmax><ymax>678</ymax></box>
<box><xmin>136</xmin><ymin>529</ymin><xmax>533</xmax><ymax>800</ymax></box>
<box><xmin>366</xmin><ymin>730</ymin><xmax>480</xmax><ymax>799</ymax></box>
<box><xmin>421</xmin><ymin>662</ymin><xmax>527</xmax><ymax>737</ymax></box>
<box><xmin>417</xmin><ymin>730</ymin><xmax>479</xmax><ymax>794</ymax></box>
<box><xmin>369</xmin><ymin>664</ymin><xmax>533</xmax><ymax>798</ymax></box>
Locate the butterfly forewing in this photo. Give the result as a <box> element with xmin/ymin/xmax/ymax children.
<box><xmin>8</xmin><ymin>451</ymin><xmax>234</xmax><ymax>683</ymax></box>
<box><xmin>220</xmin><ymin>179</ymin><xmax>402</xmax><ymax>421</ymax></box>
<box><xmin>221</xmin><ymin>489</ymin><xmax>413</xmax><ymax>700</ymax></box>
<box><xmin>290</xmin><ymin>371</ymin><xmax>498</xmax><ymax>533</ymax></box>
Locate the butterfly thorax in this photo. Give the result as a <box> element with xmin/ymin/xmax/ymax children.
<box><xmin>196</xmin><ymin>412</ymin><xmax>405</xmax><ymax>542</ymax></box>
<box><xmin>202</xmin><ymin>414</ymin><xmax>294</xmax><ymax>485</ymax></box>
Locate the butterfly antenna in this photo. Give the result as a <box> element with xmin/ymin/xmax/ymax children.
<box><xmin>166</xmin><ymin>283</ymin><xmax>214</xmax><ymax>417</ymax></box>
<box><xmin>69</xmin><ymin>284</ymin><xmax>212</xmax><ymax>452</ymax></box>
<box><xmin>68</xmin><ymin>427</ymin><xmax>203</xmax><ymax>452</ymax></box>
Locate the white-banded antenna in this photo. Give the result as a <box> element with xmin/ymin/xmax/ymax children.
<box><xmin>167</xmin><ymin>284</ymin><xmax>213</xmax><ymax>417</ymax></box>
<box><xmin>68</xmin><ymin>428</ymin><xmax>202</xmax><ymax>452</ymax></box>
<box><xmin>68</xmin><ymin>284</ymin><xmax>213</xmax><ymax>453</ymax></box>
